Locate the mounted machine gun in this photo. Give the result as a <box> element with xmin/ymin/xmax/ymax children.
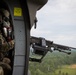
<box><xmin>30</xmin><ymin>36</ymin><xmax>76</xmax><ymax>63</ymax></box>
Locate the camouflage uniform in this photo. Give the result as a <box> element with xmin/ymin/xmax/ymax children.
<box><xmin>0</xmin><ymin>8</ymin><xmax>14</xmax><ymax>54</ymax></box>
<box><xmin>0</xmin><ymin>9</ymin><xmax>14</xmax><ymax>75</ymax></box>
<box><xmin>0</xmin><ymin>32</ymin><xmax>14</xmax><ymax>52</ymax></box>
<box><xmin>0</xmin><ymin>66</ymin><xmax>4</xmax><ymax>75</ymax></box>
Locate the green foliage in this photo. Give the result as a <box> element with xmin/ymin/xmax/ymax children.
<box><xmin>29</xmin><ymin>51</ymin><xmax>76</xmax><ymax>75</ymax></box>
<box><xmin>55</xmin><ymin>67</ymin><xmax>76</xmax><ymax>75</ymax></box>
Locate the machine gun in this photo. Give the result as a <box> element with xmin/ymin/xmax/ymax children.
<box><xmin>29</xmin><ymin>36</ymin><xmax>76</xmax><ymax>63</ymax></box>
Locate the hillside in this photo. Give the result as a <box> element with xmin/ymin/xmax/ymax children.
<box><xmin>29</xmin><ymin>50</ymin><xmax>76</xmax><ymax>75</ymax></box>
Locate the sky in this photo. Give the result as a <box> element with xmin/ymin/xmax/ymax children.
<box><xmin>31</xmin><ymin>0</ymin><xmax>76</xmax><ymax>48</ymax></box>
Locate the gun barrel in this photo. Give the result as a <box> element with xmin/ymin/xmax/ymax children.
<box><xmin>53</xmin><ymin>43</ymin><xmax>76</xmax><ymax>51</ymax></box>
<box><xmin>30</xmin><ymin>36</ymin><xmax>76</xmax><ymax>51</ymax></box>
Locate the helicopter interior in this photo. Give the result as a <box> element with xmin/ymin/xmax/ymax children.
<box><xmin>0</xmin><ymin>1</ymin><xmax>15</xmax><ymax>75</ymax></box>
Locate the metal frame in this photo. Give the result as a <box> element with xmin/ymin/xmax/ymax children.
<box><xmin>0</xmin><ymin>0</ymin><xmax>48</xmax><ymax>75</ymax></box>
<box><xmin>1</xmin><ymin>0</ymin><xmax>30</xmax><ymax>75</ymax></box>
<box><xmin>20</xmin><ymin>0</ymin><xmax>30</xmax><ymax>75</ymax></box>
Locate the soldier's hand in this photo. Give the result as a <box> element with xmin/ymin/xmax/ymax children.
<box><xmin>8</xmin><ymin>40</ymin><xmax>14</xmax><ymax>49</ymax></box>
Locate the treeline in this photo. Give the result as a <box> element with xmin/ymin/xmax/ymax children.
<box><xmin>29</xmin><ymin>51</ymin><xmax>76</xmax><ymax>75</ymax></box>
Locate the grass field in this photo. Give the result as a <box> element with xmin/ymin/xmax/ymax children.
<box><xmin>52</xmin><ymin>64</ymin><xmax>76</xmax><ymax>75</ymax></box>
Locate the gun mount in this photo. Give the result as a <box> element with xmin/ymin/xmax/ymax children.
<box><xmin>30</xmin><ymin>36</ymin><xmax>76</xmax><ymax>63</ymax></box>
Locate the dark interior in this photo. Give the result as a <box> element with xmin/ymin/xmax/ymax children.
<box><xmin>0</xmin><ymin>1</ymin><xmax>14</xmax><ymax>75</ymax></box>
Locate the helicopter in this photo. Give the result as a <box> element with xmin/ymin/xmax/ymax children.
<box><xmin>0</xmin><ymin>0</ymin><xmax>76</xmax><ymax>75</ymax></box>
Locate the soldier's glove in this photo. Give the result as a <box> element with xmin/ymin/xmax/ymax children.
<box><xmin>8</xmin><ymin>40</ymin><xmax>14</xmax><ymax>49</ymax></box>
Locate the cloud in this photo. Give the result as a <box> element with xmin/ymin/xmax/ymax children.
<box><xmin>31</xmin><ymin>0</ymin><xmax>76</xmax><ymax>47</ymax></box>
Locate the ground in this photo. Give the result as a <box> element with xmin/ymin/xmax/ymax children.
<box><xmin>69</xmin><ymin>64</ymin><xmax>76</xmax><ymax>69</ymax></box>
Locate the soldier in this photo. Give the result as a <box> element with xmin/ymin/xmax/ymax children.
<box><xmin>0</xmin><ymin>8</ymin><xmax>14</xmax><ymax>52</ymax></box>
<box><xmin>0</xmin><ymin>8</ymin><xmax>14</xmax><ymax>75</ymax></box>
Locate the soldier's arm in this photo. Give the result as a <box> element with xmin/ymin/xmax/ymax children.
<box><xmin>8</xmin><ymin>40</ymin><xmax>14</xmax><ymax>50</ymax></box>
<box><xmin>2</xmin><ymin>40</ymin><xmax>14</xmax><ymax>52</ymax></box>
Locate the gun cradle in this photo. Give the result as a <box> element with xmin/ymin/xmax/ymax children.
<box><xmin>30</xmin><ymin>36</ymin><xmax>76</xmax><ymax>62</ymax></box>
